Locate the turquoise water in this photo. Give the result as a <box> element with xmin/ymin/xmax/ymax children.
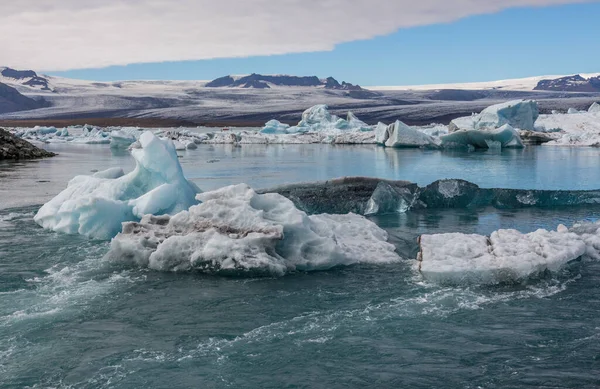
<box><xmin>1</xmin><ymin>144</ymin><xmax>600</xmax><ymax>388</ymax></box>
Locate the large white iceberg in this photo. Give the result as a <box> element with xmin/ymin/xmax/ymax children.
<box><xmin>417</xmin><ymin>224</ymin><xmax>597</xmax><ymax>284</ymax></box>
<box><xmin>476</xmin><ymin>100</ymin><xmax>539</xmax><ymax>131</ymax></box>
<box><xmin>375</xmin><ymin>120</ymin><xmax>438</xmax><ymax>148</ymax></box>
<box><xmin>106</xmin><ymin>184</ymin><xmax>400</xmax><ymax>275</ymax></box>
<box><xmin>449</xmin><ymin>100</ymin><xmax>539</xmax><ymax>133</ymax></box>
<box><xmin>34</xmin><ymin>132</ymin><xmax>200</xmax><ymax>240</ymax></box>
<box><xmin>440</xmin><ymin>124</ymin><xmax>524</xmax><ymax>149</ymax></box>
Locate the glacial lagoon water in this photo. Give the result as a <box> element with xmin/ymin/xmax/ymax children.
<box><xmin>1</xmin><ymin>143</ymin><xmax>600</xmax><ymax>388</ymax></box>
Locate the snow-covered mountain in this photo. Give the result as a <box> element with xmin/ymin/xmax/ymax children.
<box><xmin>0</xmin><ymin>66</ymin><xmax>599</xmax><ymax>126</ymax></box>
<box><xmin>205</xmin><ymin>74</ymin><xmax>363</xmax><ymax>90</ymax></box>
<box><xmin>369</xmin><ymin>73</ymin><xmax>600</xmax><ymax>92</ymax></box>
<box><xmin>533</xmin><ymin>74</ymin><xmax>600</xmax><ymax>92</ymax></box>
<box><xmin>0</xmin><ymin>67</ymin><xmax>52</xmax><ymax>91</ymax></box>
<box><xmin>0</xmin><ymin>82</ymin><xmax>48</xmax><ymax>114</ymax></box>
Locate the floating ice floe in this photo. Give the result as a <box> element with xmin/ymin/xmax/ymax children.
<box><xmin>106</xmin><ymin>184</ymin><xmax>400</xmax><ymax>275</ymax></box>
<box><xmin>375</xmin><ymin>120</ymin><xmax>439</xmax><ymax>148</ymax></box>
<box><xmin>417</xmin><ymin>221</ymin><xmax>600</xmax><ymax>284</ymax></box>
<box><xmin>34</xmin><ymin>132</ymin><xmax>200</xmax><ymax>240</ymax></box>
<box><xmin>440</xmin><ymin>124</ymin><xmax>524</xmax><ymax>149</ymax></box>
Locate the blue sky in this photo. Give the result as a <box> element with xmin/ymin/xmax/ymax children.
<box><xmin>41</xmin><ymin>2</ymin><xmax>600</xmax><ymax>85</ymax></box>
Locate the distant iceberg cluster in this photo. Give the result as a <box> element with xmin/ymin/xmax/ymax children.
<box><xmin>8</xmin><ymin>100</ymin><xmax>600</xmax><ymax>148</ymax></box>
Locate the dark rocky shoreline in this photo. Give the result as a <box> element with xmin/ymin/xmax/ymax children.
<box><xmin>0</xmin><ymin>128</ymin><xmax>56</xmax><ymax>160</ymax></box>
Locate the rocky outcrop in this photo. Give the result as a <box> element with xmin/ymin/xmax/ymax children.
<box><xmin>0</xmin><ymin>128</ymin><xmax>56</xmax><ymax>160</ymax></box>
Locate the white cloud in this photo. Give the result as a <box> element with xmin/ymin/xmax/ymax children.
<box><xmin>0</xmin><ymin>0</ymin><xmax>591</xmax><ymax>71</ymax></box>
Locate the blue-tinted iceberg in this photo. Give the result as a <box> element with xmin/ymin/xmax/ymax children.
<box><xmin>440</xmin><ymin>124</ymin><xmax>524</xmax><ymax>149</ymax></box>
<box><xmin>34</xmin><ymin>132</ymin><xmax>200</xmax><ymax>240</ymax></box>
<box><xmin>107</xmin><ymin>184</ymin><xmax>400</xmax><ymax>275</ymax></box>
<box><xmin>110</xmin><ymin>127</ymin><xmax>140</xmax><ymax>148</ymax></box>
<box><xmin>260</xmin><ymin>119</ymin><xmax>290</xmax><ymax>134</ymax></box>
<box><xmin>287</xmin><ymin>105</ymin><xmax>371</xmax><ymax>133</ymax></box>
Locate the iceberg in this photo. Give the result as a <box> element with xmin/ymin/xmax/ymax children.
<box><xmin>418</xmin><ymin>225</ymin><xmax>591</xmax><ymax>284</ymax></box>
<box><xmin>440</xmin><ymin>124</ymin><xmax>524</xmax><ymax>149</ymax></box>
<box><xmin>589</xmin><ymin>102</ymin><xmax>600</xmax><ymax>113</ymax></box>
<box><xmin>260</xmin><ymin>119</ymin><xmax>290</xmax><ymax>134</ymax></box>
<box><xmin>106</xmin><ymin>184</ymin><xmax>400</xmax><ymax>275</ymax></box>
<box><xmin>34</xmin><ymin>132</ymin><xmax>200</xmax><ymax>240</ymax></box>
<box><xmin>286</xmin><ymin>105</ymin><xmax>372</xmax><ymax>133</ymax></box>
<box><xmin>376</xmin><ymin>120</ymin><xmax>439</xmax><ymax>148</ymax></box>
<box><xmin>110</xmin><ymin>127</ymin><xmax>140</xmax><ymax>149</ymax></box>
<box><xmin>476</xmin><ymin>100</ymin><xmax>539</xmax><ymax>131</ymax></box>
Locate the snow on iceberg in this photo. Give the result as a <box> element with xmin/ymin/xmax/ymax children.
<box><xmin>417</xmin><ymin>225</ymin><xmax>590</xmax><ymax>285</ymax></box>
<box><xmin>34</xmin><ymin>132</ymin><xmax>200</xmax><ymax>240</ymax></box>
<box><xmin>536</xmin><ymin>110</ymin><xmax>600</xmax><ymax>147</ymax></box>
<box><xmin>440</xmin><ymin>124</ymin><xmax>524</xmax><ymax>149</ymax></box>
<box><xmin>106</xmin><ymin>184</ymin><xmax>400</xmax><ymax>275</ymax></box>
<box><xmin>375</xmin><ymin>120</ymin><xmax>439</xmax><ymax>148</ymax></box>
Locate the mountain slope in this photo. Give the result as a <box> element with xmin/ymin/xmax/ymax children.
<box><xmin>0</xmin><ymin>82</ymin><xmax>48</xmax><ymax>114</ymax></box>
<box><xmin>205</xmin><ymin>73</ymin><xmax>364</xmax><ymax>90</ymax></box>
<box><xmin>0</xmin><ymin>67</ymin><xmax>51</xmax><ymax>91</ymax></box>
<box><xmin>534</xmin><ymin>75</ymin><xmax>600</xmax><ymax>92</ymax></box>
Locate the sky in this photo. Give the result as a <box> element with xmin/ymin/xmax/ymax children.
<box><xmin>3</xmin><ymin>0</ymin><xmax>599</xmax><ymax>85</ymax></box>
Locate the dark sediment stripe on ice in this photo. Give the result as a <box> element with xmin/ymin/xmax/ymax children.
<box><xmin>259</xmin><ymin>177</ymin><xmax>600</xmax><ymax>215</ymax></box>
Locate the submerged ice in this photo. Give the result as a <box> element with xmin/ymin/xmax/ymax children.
<box><xmin>106</xmin><ymin>184</ymin><xmax>400</xmax><ymax>275</ymax></box>
<box><xmin>34</xmin><ymin>132</ymin><xmax>200</xmax><ymax>240</ymax></box>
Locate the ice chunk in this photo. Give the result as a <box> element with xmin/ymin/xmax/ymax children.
<box><xmin>106</xmin><ymin>184</ymin><xmax>400</xmax><ymax>275</ymax></box>
<box><xmin>364</xmin><ymin>182</ymin><xmax>416</xmax><ymax>215</ymax></box>
<box><xmin>568</xmin><ymin>108</ymin><xmax>581</xmax><ymax>114</ymax></box>
<box><xmin>374</xmin><ymin>122</ymin><xmax>390</xmax><ymax>144</ymax></box>
<box><xmin>34</xmin><ymin>132</ymin><xmax>200</xmax><ymax>240</ymax></box>
<box><xmin>476</xmin><ymin>100</ymin><xmax>539</xmax><ymax>131</ymax></box>
<box><xmin>448</xmin><ymin>114</ymin><xmax>478</xmax><ymax>132</ymax></box>
<box><xmin>440</xmin><ymin>124</ymin><xmax>524</xmax><ymax>149</ymax></box>
<box><xmin>418</xmin><ymin>228</ymin><xmax>587</xmax><ymax>284</ymax></box>
<box><xmin>286</xmin><ymin>105</ymin><xmax>372</xmax><ymax>134</ymax></box>
<box><xmin>261</xmin><ymin>119</ymin><xmax>290</xmax><ymax>134</ymax></box>
<box><xmin>383</xmin><ymin>120</ymin><xmax>439</xmax><ymax>148</ymax></box>
<box><xmin>110</xmin><ymin>128</ymin><xmax>139</xmax><ymax>149</ymax></box>
<box><xmin>589</xmin><ymin>102</ymin><xmax>600</xmax><ymax>113</ymax></box>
